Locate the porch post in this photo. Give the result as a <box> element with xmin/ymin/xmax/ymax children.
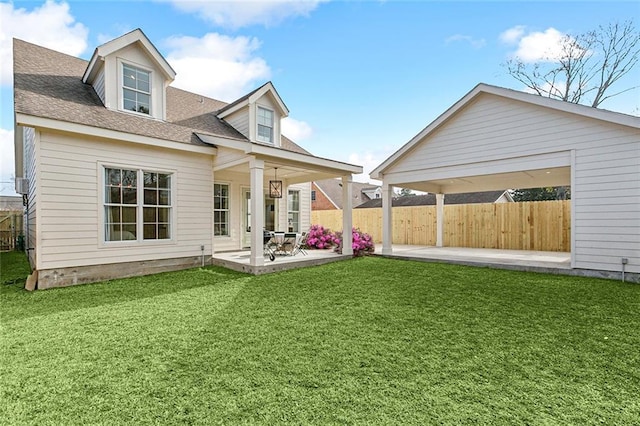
<box><xmin>249</xmin><ymin>158</ymin><xmax>265</xmax><ymax>266</ymax></box>
<box><xmin>436</xmin><ymin>193</ymin><xmax>444</xmax><ymax>247</ymax></box>
<box><xmin>382</xmin><ymin>182</ymin><xmax>393</xmax><ymax>254</ymax></box>
<box><xmin>341</xmin><ymin>175</ymin><xmax>353</xmax><ymax>256</ymax></box>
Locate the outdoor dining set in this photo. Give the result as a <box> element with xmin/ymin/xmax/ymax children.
<box><xmin>263</xmin><ymin>230</ymin><xmax>307</xmax><ymax>261</ymax></box>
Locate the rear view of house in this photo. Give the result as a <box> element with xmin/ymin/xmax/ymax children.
<box><xmin>14</xmin><ymin>29</ymin><xmax>361</xmax><ymax>289</ymax></box>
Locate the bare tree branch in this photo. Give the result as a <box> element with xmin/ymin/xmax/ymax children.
<box><xmin>503</xmin><ymin>20</ymin><xmax>640</xmax><ymax>109</ymax></box>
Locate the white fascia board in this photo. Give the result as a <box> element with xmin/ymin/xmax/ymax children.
<box><xmin>371</xmin><ymin>82</ymin><xmax>640</xmax><ymax>179</ymax></box>
<box><xmin>216</xmin><ymin>99</ymin><xmax>248</xmax><ymax>119</ymax></box>
<box><xmin>85</xmin><ymin>29</ymin><xmax>176</xmax><ymax>82</ymax></box>
<box><xmin>82</xmin><ymin>49</ymin><xmax>100</xmax><ymax>83</ymax></box>
<box><xmin>16</xmin><ymin>113</ymin><xmax>217</xmax><ymax>155</ymax></box>
<box><xmin>197</xmin><ymin>132</ymin><xmax>362</xmax><ymax>174</ymax></box>
<box><xmin>249</xmin><ymin>82</ymin><xmax>289</xmax><ymax>117</ymax></box>
<box><xmin>246</xmin><ymin>143</ymin><xmax>362</xmax><ymax>174</ymax></box>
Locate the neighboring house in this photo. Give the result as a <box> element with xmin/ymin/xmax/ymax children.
<box><xmin>13</xmin><ymin>29</ymin><xmax>361</xmax><ymax>288</ymax></box>
<box><xmin>312</xmin><ymin>178</ymin><xmax>381</xmax><ymax>210</ymax></box>
<box><xmin>355</xmin><ymin>190</ymin><xmax>513</xmax><ymax>209</ymax></box>
<box><xmin>371</xmin><ymin>83</ymin><xmax>639</xmax><ymax>280</ymax></box>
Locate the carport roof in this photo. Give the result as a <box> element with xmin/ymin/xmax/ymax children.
<box><xmin>371</xmin><ymin>83</ymin><xmax>640</xmax><ymax>180</ymax></box>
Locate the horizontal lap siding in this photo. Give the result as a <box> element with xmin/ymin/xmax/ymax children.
<box><xmin>386</xmin><ymin>93</ymin><xmax>640</xmax><ymax>274</ymax></box>
<box><xmin>38</xmin><ymin>132</ymin><xmax>214</xmax><ymax>269</ymax></box>
<box><xmin>23</xmin><ymin>127</ymin><xmax>37</xmax><ymax>267</ymax></box>
<box><xmin>574</xmin><ymin>137</ymin><xmax>640</xmax><ymax>273</ymax></box>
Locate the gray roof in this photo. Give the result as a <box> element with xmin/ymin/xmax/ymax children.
<box><xmin>355</xmin><ymin>190</ymin><xmax>509</xmax><ymax>209</ymax></box>
<box><xmin>314</xmin><ymin>178</ymin><xmax>380</xmax><ymax>209</ymax></box>
<box><xmin>13</xmin><ymin>39</ymin><xmax>309</xmax><ymax>154</ymax></box>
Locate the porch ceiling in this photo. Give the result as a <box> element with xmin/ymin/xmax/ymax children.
<box><xmin>397</xmin><ymin>166</ymin><xmax>571</xmax><ymax>194</ymax></box>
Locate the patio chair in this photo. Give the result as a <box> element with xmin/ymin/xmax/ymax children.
<box><xmin>263</xmin><ymin>230</ymin><xmax>276</xmax><ymax>261</ymax></box>
<box><xmin>290</xmin><ymin>231</ymin><xmax>308</xmax><ymax>256</ymax></box>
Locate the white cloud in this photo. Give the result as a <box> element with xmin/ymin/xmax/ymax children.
<box><xmin>499</xmin><ymin>25</ymin><xmax>526</xmax><ymax>45</ymax></box>
<box><xmin>504</xmin><ymin>27</ymin><xmax>570</xmax><ymax>63</ymax></box>
<box><xmin>0</xmin><ymin>128</ymin><xmax>16</xmax><ymax>195</ymax></box>
<box><xmin>347</xmin><ymin>151</ymin><xmax>390</xmax><ymax>184</ymax></box>
<box><xmin>0</xmin><ymin>0</ymin><xmax>88</xmax><ymax>85</ymax></box>
<box><xmin>281</xmin><ymin>117</ymin><xmax>313</xmax><ymax>141</ymax></box>
<box><xmin>445</xmin><ymin>34</ymin><xmax>486</xmax><ymax>49</ymax></box>
<box><xmin>165</xmin><ymin>33</ymin><xmax>271</xmax><ymax>101</ymax></box>
<box><xmin>164</xmin><ymin>0</ymin><xmax>325</xmax><ymax>29</ymax></box>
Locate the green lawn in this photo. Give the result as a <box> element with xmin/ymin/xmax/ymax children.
<box><xmin>1</xmin><ymin>253</ymin><xmax>639</xmax><ymax>424</ymax></box>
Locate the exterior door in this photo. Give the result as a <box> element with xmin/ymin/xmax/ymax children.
<box><xmin>242</xmin><ymin>189</ymin><xmax>276</xmax><ymax>248</ymax></box>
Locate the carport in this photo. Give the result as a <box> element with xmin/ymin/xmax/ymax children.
<box><xmin>371</xmin><ymin>84</ymin><xmax>640</xmax><ymax>281</ymax></box>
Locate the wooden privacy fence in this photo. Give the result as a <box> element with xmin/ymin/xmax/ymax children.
<box><xmin>311</xmin><ymin>200</ymin><xmax>571</xmax><ymax>252</ymax></box>
<box><xmin>0</xmin><ymin>212</ymin><xmax>24</xmax><ymax>251</ymax></box>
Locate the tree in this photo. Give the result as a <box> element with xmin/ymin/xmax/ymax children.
<box><xmin>397</xmin><ymin>188</ymin><xmax>415</xmax><ymax>197</ymax></box>
<box><xmin>504</xmin><ymin>20</ymin><xmax>640</xmax><ymax>108</ymax></box>
<box><xmin>511</xmin><ymin>186</ymin><xmax>570</xmax><ymax>202</ymax></box>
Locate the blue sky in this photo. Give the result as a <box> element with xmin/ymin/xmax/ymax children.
<box><xmin>1</xmin><ymin>0</ymin><xmax>639</xmax><ymax>195</ymax></box>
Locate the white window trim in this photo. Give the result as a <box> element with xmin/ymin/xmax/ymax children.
<box><xmin>287</xmin><ymin>189</ymin><xmax>300</xmax><ymax>233</ymax></box>
<box><xmin>117</xmin><ymin>58</ymin><xmax>153</xmax><ymax>117</ymax></box>
<box><xmin>256</xmin><ymin>106</ymin><xmax>274</xmax><ymax>144</ymax></box>
<box><xmin>98</xmin><ymin>162</ymin><xmax>176</xmax><ymax>248</ymax></box>
<box><xmin>213</xmin><ymin>182</ymin><xmax>231</xmax><ymax>238</ymax></box>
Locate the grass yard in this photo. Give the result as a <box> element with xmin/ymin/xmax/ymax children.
<box><xmin>1</xmin><ymin>252</ymin><xmax>639</xmax><ymax>424</ymax></box>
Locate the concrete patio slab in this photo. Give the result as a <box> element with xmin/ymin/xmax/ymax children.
<box><xmin>212</xmin><ymin>249</ymin><xmax>351</xmax><ymax>275</ymax></box>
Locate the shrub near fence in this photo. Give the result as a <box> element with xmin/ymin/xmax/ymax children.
<box><xmin>311</xmin><ymin>200</ymin><xmax>571</xmax><ymax>252</ymax></box>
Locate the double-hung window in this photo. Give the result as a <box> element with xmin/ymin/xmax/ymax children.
<box><xmin>123</xmin><ymin>64</ymin><xmax>151</xmax><ymax>115</ymax></box>
<box><xmin>257</xmin><ymin>107</ymin><xmax>274</xmax><ymax>143</ymax></box>
<box><xmin>214</xmin><ymin>184</ymin><xmax>230</xmax><ymax>236</ymax></box>
<box><xmin>288</xmin><ymin>190</ymin><xmax>300</xmax><ymax>232</ymax></box>
<box><xmin>104</xmin><ymin>167</ymin><xmax>172</xmax><ymax>242</ymax></box>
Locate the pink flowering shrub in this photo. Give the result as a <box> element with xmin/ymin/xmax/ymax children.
<box><xmin>333</xmin><ymin>228</ymin><xmax>375</xmax><ymax>257</ymax></box>
<box><xmin>305</xmin><ymin>224</ymin><xmax>336</xmax><ymax>249</ymax></box>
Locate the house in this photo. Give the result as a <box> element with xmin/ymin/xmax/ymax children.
<box><xmin>13</xmin><ymin>29</ymin><xmax>362</xmax><ymax>289</ymax></box>
<box><xmin>371</xmin><ymin>83</ymin><xmax>640</xmax><ymax>281</ymax></box>
<box><xmin>311</xmin><ymin>178</ymin><xmax>381</xmax><ymax>210</ymax></box>
<box><xmin>355</xmin><ymin>190</ymin><xmax>512</xmax><ymax>209</ymax></box>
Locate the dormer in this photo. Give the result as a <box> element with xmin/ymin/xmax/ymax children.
<box><xmin>217</xmin><ymin>82</ymin><xmax>289</xmax><ymax>147</ymax></box>
<box><xmin>82</xmin><ymin>29</ymin><xmax>176</xmax><ymax>121</ymax></box>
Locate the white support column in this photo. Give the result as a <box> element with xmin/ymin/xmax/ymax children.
<box><xmin>341</xmin><ymin>175</ymin><xmax>353</xmax><ymax>256</ymax></box>
<box><xmin>382</xmin><ymin>183</ymin><xmax>393</xmax><ymax>254</ymax></box>
<box><xmin>436</xmin><ymin>193</ymin><xmax>445</xmax><ymax>247</ymax></box>
<box><xmin>249</xmin><ymin>158</ymin><xmax>265</xmax><ymax>266</ymax></box>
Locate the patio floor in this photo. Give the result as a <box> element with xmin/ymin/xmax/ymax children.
<box><xmin>377</xmin><ymin>245</ymin><xmax>573</xmax><ymax>275</ymax></box>
<box><xmin>212</xmin><ymin>249</ymin><xmax>351</xmax><ymax>275</ymax></box>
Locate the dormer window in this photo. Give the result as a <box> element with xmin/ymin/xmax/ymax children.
<box><xmin>257</xmin><ymin>106</ymin><xmax>274</xmax><ymax>143</ymax></box>
<box><xmin>122</xmin><ymin>63</ymin><xmax>151</xmax><ymax>115</ymax></box>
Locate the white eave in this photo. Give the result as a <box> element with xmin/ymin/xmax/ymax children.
<box><xmin>82</xmin><ymin>28</ymin><xmax>176</xmax><ymax>84</ymax></box>
<box><xmin>16</xmin><ymin>113</ymin><xmax>217</xmax><ymax>155</ymax></box>
<box><xmin>196</xmin><ymin>132</ymin><xmax>361</xmax><ymax>175</ymax></box>
<box><xmin>370</xmin><ymin>83</ymin><xmax>640</xmax><ymax>180</ymax></box>
<box><xmin>217</xmin><ymin>82</ymin><xmax>290</xmax><ymax>119</ymax></box>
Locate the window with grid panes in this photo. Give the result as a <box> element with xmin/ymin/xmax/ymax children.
<box><xmin>122</xmin><ymin>64</ymin><xmax>151</xmax><ymax>115</ymax></box>
<box><xmin>214</xmin><ymin>184</ymin><xmax>230</xmax><ymax>236</ymax></box>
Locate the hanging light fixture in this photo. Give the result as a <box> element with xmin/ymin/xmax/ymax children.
<box><xmin>269</xmin><ymin>167</ymin><xmax>282</xmax><ymax>198</ymax></box>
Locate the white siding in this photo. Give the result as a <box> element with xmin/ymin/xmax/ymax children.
<box><xmin>102</xmin><ymin>44</ymin><xmax>168</xmax><ymax>120</ymax></box>
<box><xmin>23</xmin><ymin>127</ymin><xmax>37</xmax><ymax>268</ymax></box>
<box><xmin>93</xmin><ymin>66</ymin><xmax>106</xmax><ymax>105</ymax></box>
<box><xmin>36</xmin><ymin>132</ymin><xmax>214</xmax><ymax>269</ymax></box>
<box><xmin>385</xmin><ymin>94</ymin><xmax>640</xmax><ymax>274</ymax></box>
<box><xmin>225</xmin><ymin>107</ymin><xmax>250</xmax><ymax>138</ymax></box>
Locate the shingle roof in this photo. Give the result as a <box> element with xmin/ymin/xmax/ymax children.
<box><xmin>314</xmin><ymin>178</ymin><xmax>380</xmax><ymax>209</ymax></box>
<box><xmin>13</xmin><ymin>38</ymin><xmax>309</xmax><ymax>154</ymax></box>
<box><xmin>355</xmin><ymin>190</ymin><xmax>509</xmax><ymax>209</ymax></box>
